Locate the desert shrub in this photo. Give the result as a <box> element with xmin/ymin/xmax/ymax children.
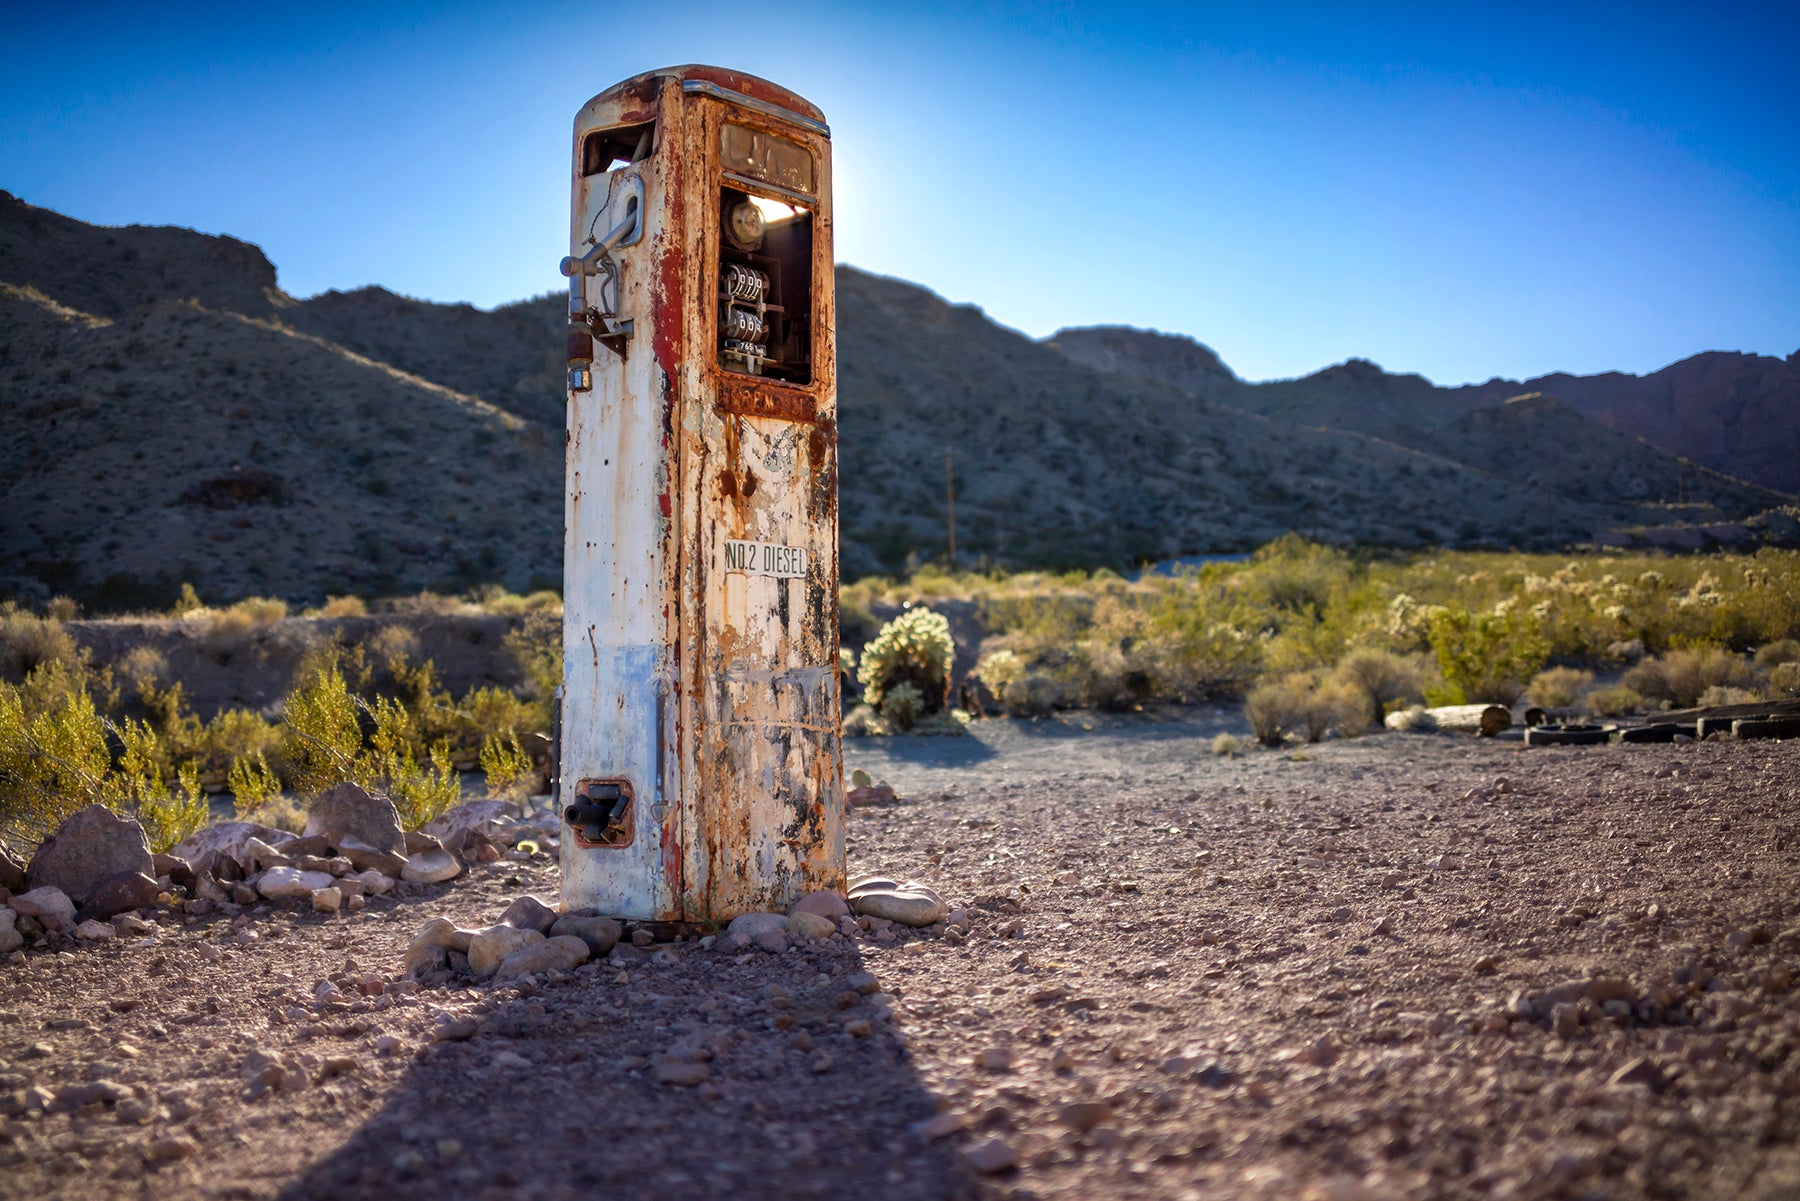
<box><xmin>1426</xmin><ymin>604</ymin><xmax>1548</xmax><ymax>705</ymax></box>
<box><xmin>196</xmin><ymin>708</ymin><xmax>280</xmax><ymax>788</ymax></box>
<box><xmin>364</xmin><ymin>696</ymin><xmax>460</xmax><ymax>830</ymax></box>
<box><xmin>1698</xmin><ymin>685</ymin><xmax>1763</xmax><ymax>707</ymax></box>
<box><xmin>0</xmin><ymin>681</ymin><xmax>110</xmax><ymax>843</ymax></box>
<box><xmin>1583</xmin><ymin>685</ymin><xmax>1642</xmax><ymax>717</ymax></box>
<box><xmin>309</xmin><ymin>595</ymin><xmax>369</xmax><ymax>618</ymax></box>
<box><xmin>475</xmin><ymin>587</ymin><xmax>562</xmax><ymax>617</ymax></box>
<box><xmin>1332</xmin><ymin>649</ymin><xmax>1427</xmax><ymax>726</ymax></box>
<box><xmin>1212</xmin><ymin>733</ymin><xmax>1244</xmax><ymax>757</ymax></box>
<box><xmin>858</xmin><ymin>608</ymin><xmax>954</xmax><ymax>711</ymax></box>
<box><xmin>1622</xmin><ymin>647</ymin><xmax>1753</xmax><ymax>708</ymax></box>
<box><xmin>0</xmin><ymin>607</ymin><xmax>79</xmax><ymax>682</ymax></box>
<box><xmin>228</xmin><ymin>751</ymin><xmax>284</xmax><ymax>820</ymax></box>
<box><xmin>45</xmin><ymin>596</ymin><xmax>79</xmax><ymax>622</ymax></box>
<box><xmin>505</xmin><ymin>611</ymin><xmax>563</xmax><ymax>711</ymax></box>
<box><xmin>1754</xmin><ymin>639</ymin><xmax>1800</xmax><ymax>670</ymax></box>
<box><xmin>971</xmin><ymin>649</ymin><xmax>1024</xmax><ymax>696</ymax></box>
<box><xmin>195</xmin><ymin>595</ymin><xmax>288</xmax><ymax>660</ymax></box>
<box><xmin>134</xmin><ymin>762</ymin><xmax>207</xmax><ymax>854</ymax></box>
<box><xmin>172</xmin><ymin>582</ymin><xmax>204</xmax><ymax>615</ymax></box>
<box><xmin>114</xmin><ymin>645</ymin><xmax>168</xmax><ymax>692</ymax></box>
<box><xmin>479</xmin><ymin>730</ymin><xmax>533</xmax><ymax>798</ymax></box>
<box><xmin>1529</xmin><ymin>666</ymin><xmax>1595</xmax><ymax>708</ymax></box>
<box><xmin>879</xmin><ymin>681</ymin><xmax>926</xmax><ymax>731</ymax></box>
<box><xmin>1769</xmin><ymin>663</ymin><xmax>1800</xmax><ymax>697</ymax></box>
<box><xmin>1244</xmin><ymin>676</ymin><xmax>1309</xmax><ymax>746</ymax></box>
<box><xmin>280</xmin><ymin>665</ymin><xmax>363</xmax><ymax>797</ymax></box>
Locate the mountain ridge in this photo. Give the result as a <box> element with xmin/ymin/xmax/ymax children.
<box><xmin>2</xmin><ymin>191</ymin><xmax>1793</xmax><ymax>609</ymax></box>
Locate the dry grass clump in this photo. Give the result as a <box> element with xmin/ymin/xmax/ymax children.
<box><xmin>307</xmin><ymin>595</ymin><xmax>369</xmax><ymax>618</ymax></box>
<box><xmin>1529</xmin><ymin>666</ymin><xmax>1596</xmax><ymax>708</ymax></box>
<box><xmin>1582</xmin><ymin>685</ymin><xmax>1643</xmax><ymax>717</ymax></box>
<box><xmin>1244</xmin><ymin>674</ymin><xmax>1356</xmax><ymax>746</ymax></box>
<box><xmin>0</xmin><ymin>605</ymin><xmax>79</xmax><ymax>682</ymax></box>
<box><xmin>1622</xmin><ymin>647</ymin><xmax>1754</xmax><ymax>708</ymax></box>
<box><xmin>1754</xmin><ymin>639</ymin><xmax>1800</xmax><ymax>670</ymax></box>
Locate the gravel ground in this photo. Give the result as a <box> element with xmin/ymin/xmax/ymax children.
<box><xmin>4</xmin><ymin>710</ymin><xmax>1799</xmax><ymax>1201</ymax></box>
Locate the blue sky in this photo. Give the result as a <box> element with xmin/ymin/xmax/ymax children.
<box><xmin>3</xmin><ymin>2</ymin><xmax>1795</xmax><ymax>385</ymax></box>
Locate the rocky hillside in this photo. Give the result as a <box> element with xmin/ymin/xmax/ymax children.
<box><xmin>1050</xmin><ymin>326</ymin><xmax>1800</xmax><ymax>497</ymax></box>
<box><xmin>2</xmin><ymin>191</ymin><xmax>1793</xmax><ymax>609</ymax></box>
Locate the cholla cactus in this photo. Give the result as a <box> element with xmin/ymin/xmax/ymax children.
<box><xmin>857</xmin><ymin>607</ymin><xmax>954</xmax><ymax>711</ymax></box>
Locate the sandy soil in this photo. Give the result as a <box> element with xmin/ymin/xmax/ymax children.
<box><xmin>4</xmin><ymin>711</ymin><xmax>1799</xmax><ymax>1201</ymax></box>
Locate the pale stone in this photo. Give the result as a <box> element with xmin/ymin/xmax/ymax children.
<box><xmin>725</xmin><ymin>911</ymin><xmax>788</xmax><ymax>939</ymax></box>
<box><xmin>400</xmin><ymin>849</ymin><xmax>461</xmax><ymax>884</ymax></box>
<box><xmin>789</xmin><ymin>890</ymin><xmax>851</xmax><ymax>920</ymax></box>
<box><xmin>0</xmin><ymin>910</ymin><xmax>22</xmax><ymax>955</ymax></box>
<box><xmin>336</xmin><ymin>837</ymin><xmax>408</xmax><ymax>876</ymax></box>
<box><xmin>73</xmin><ymin>919</ymin><xmax>116</xmax><ymax>941</ymax></box>
<box><xmin>256</xmin><ymin>867</ymin><xmax>336</xmax><ymax>900</ymax></box>
<box><xmin>349</xmin><ymin>869</ymin><xmax>395</xmax><ymax>896</ymax></box>
<box><xmin>9</xmin><ymin>886</ymin><xmax>76</xmax><ymax>931</ymax></box>
<box><xmin>786</xmin><ymin>911</ymin><xmax>837</xmax><ymax>941</ymax></box>
<box><xmin>493</xmin><ymin>935</ymin><xmax>590</xmax><ymax>980</ymax></box>
<box><xmin>549</xmin><ymin>914</ymin><xmax>622</xmax><ymax>956</ymax></box>
<box><xmin>467</xmin><ymin>925</ymin><xmax>544</xmax><ymax>977</ymax></box>
<box><xmin>311</xmin><ymin>887</ymin><xmax>343</xmax><ymax>913</ymax></box>
<box><xmin>851</xmin><ymin>889</ymin><xmax>946</xmax><ymax>927</ymax></box>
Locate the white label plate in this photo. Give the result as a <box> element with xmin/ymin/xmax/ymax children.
<box><xmin>723</xmin><ymin>539</ymin><xmax>807</xmax><ymax>578</ymax></box>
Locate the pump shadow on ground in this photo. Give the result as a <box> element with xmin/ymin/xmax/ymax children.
<box><xmin>276</xmin><ymin>937</ymin><xmax>978</xmax><ymax>1201</ymax></box>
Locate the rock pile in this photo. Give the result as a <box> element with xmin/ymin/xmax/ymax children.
<box><xmin>403</xmin><ymin>877</ymin><xmax>966</xmax><ymax>986</ymax></box>
<box><xmin>0</xmin><ymin>788</ymin><xmax>558</xmax><ymax>958</ymax></box>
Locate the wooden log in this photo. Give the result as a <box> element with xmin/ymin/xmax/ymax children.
<box><xmin>1386</xmin><ymin>704</ymin><xmax>1512</xmax><ymax>736</ymax></box>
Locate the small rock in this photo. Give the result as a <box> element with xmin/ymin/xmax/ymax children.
<box><xmin>311</xmin><ymin>887</ymin><xmax>342</xmax><ymax>913</ymax></box>
<box><xmin>963</xmin><ymin>1137</ymin><xmax>1018</xmax><ymax>1174</ymax></box>
<box><xmin>753</xmin><ymin>929</ymin><xmax>787</xmax><ymax>953</ymax></box>
<box><xmin>111</xmin><ymin>912</ymin><xmax>154</xmax><ymax>936</ymax></box>
<box><xmin>145</xmin><ymin>1135</ymin><xmax>200</xmax><ymax>1164</ymax></box>
<box><xmin>1057</xmin><ymin>1101</ymin><xmax>1114</xmax><ymax>1132</ymax></box>
<box><xmin>851</xmin><ymin>888</ymin><xmax>947</xmax><ymax>927</ymax></box>
<box><xmin>494</xmin><ymin>935</ymin><xmax>590</xmax><ymax>980</ymax></box>
<box><xmin>653</xmin><ymin>1058</ymin><xmax>710</xmax><ymax>1086</ymax></box>
<box><xmin>1551</xmin><ymin>1002</ymin><xmax>1581</xmax><ymax>1039</ymax></box>
<box><xmin>423</xmin><ymin>800</ymin><xmax>514</xmax><ymax>847</ymax></box>
<box><xmin>1302</xmin><ymin>1035</ymin><xmax>1336</xmax><ymax>1067</ymax></box>
<box><xmin>786</xmin><ymin>911</ymin><xmax>836</xmax><ymax>941</ymax></box>
<box><xmin>400</xmin><ymin>849</ymin><xmax>461</xmax><ymax>884</ymax></box>
<box><xmin>789</xmin><ymin>890</ymin><xmax>850</xmax><ymax>920</ymax></box>
<box><xmin>492</xmin><ymin>1050</ymin><xmax>532</xmax><ymax>1070</ymax></box>
<box><xmin>498</xmin><ymin>895</ymin><xmax>560</xmax><ymax>934</ymax></box>
<box><xmin>305</xmin><ymin>782</ymin><xmax>406</xmax><ymax>855</ymax></box>
<box><xmin>335</xmin><ymin>837</ymin><xmax>408</xmax><ymax>877</ymax></box>
<box><xmin>10</xmin><ymin>885</ymin><xmax>76</xmax><ymax>931</ymax></box>
<box><xmin>845</xmin><ymin>971</ymin><xmax>880</xmax><ymax>995</ymax></box>
<box><xmin>432</xmin><ymin>1017</ymin><xmax>478</xmax><ymax>1042</ymax></box>
<box><xmin>974</xmin><ymin>1046</ymin><xmax>1013</xmax><ymax>1071</ymax></box>
<box><xmin>911</xmin><ymin>1110</ymin><xmax>968</xmax><ymax>1141</ymax></box>
<box><xmin>403</xmin><ymin>830</ymin><xmax>442</xmax><ymax>855</ymax></box>
<box><xmin>846</xmin><ymin>782</ymin><xmax>897</xmax><ymax>807</ymax></box>
<box><xmin>171</xmin><ymin>821</ymin><xmax>289</xmax><ymax>877</ymax></box>
<box><xmin>467</xmin><ymin>925</ymin><xmax>544</xmax><ymax>977</ymax></box>
<box><xmin>549</xmin><ymin>914</ymin><xmax>621</xmax><ymax>956</ymax></box>
<box><xmin>73</xmin><ymin>919</ymin><xmax>115</xmax><ymax>941</ymax></box>
<box><xmin>272</xmin><ymin>834</ymin><xmax>332</xmax><ymax>858</ymax></box>
<box><xmin>374</xmin><ymin>1035</ymin><xmax>404</xmax><ymax>1056</ymax></box>
<box><xmin>26</xmin><ymin>805</ymin><xmax>154</xmax><ymax>905</ymax></box>
<box><xmin>0</xmin><ymin>910</ymin><xmax>21</xmax><ymax>955</ymax></box>
<box><xmin>349</xmin><ymin>869</ymin><xmax>395</xmax><ymax>896</ymax></box>
<box><xmin>256</xmin><ymin>867</ymin><xmax>336</xmax><ymax>900</ymax></box>
<box><xmin>725</xmin><ymin>912</ymin><xmax>788</xmax><ymax>940</ymax></box>
<box><xmin>1609</xmin><ymin>1057</ymin><xmax>1668</xmax><ymax>1091</ymax></box>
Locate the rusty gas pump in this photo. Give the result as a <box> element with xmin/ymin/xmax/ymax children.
<box><xmin>558</xmin><ymin>67</ymin><xmax>844</xmax><ymax>922</ymax></box>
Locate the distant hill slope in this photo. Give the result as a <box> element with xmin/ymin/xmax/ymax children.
<box><xmin>2</xmin><ymin>190</ymin><xmax>1793</xmax><ymax>608</ymax></box>
<box><xmin>1050</xmin><ymin>325</ymin><xmax>1800</xmax><ymax>497</ymax></box>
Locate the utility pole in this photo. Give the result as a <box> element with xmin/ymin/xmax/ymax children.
<box><xmin>945</xmin><ymin>447</ymin><xmax>956</xmax><ymax>566</ymax></box>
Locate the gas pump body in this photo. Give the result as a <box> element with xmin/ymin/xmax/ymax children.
<box><xmin>560</xmin><ymin>67</ymin><xmax>843</xmax><ymax>922</ymax></box>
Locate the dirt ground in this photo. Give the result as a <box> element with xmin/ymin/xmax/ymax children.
<box><xmin>4</xmin><ymin>710</ymin><xmax>1799</xmax><ymax>1201</ymax></box>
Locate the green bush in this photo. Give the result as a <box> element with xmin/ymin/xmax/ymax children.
<box><xmin>1426</xmin><ymin>604</ymin><xmax>1548</xmax><ymax>705</ymax></box>
<box><xmin>858</xmin><ymin>607</ymin><xmax>954</xmax><ymax>711</ymax></box>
